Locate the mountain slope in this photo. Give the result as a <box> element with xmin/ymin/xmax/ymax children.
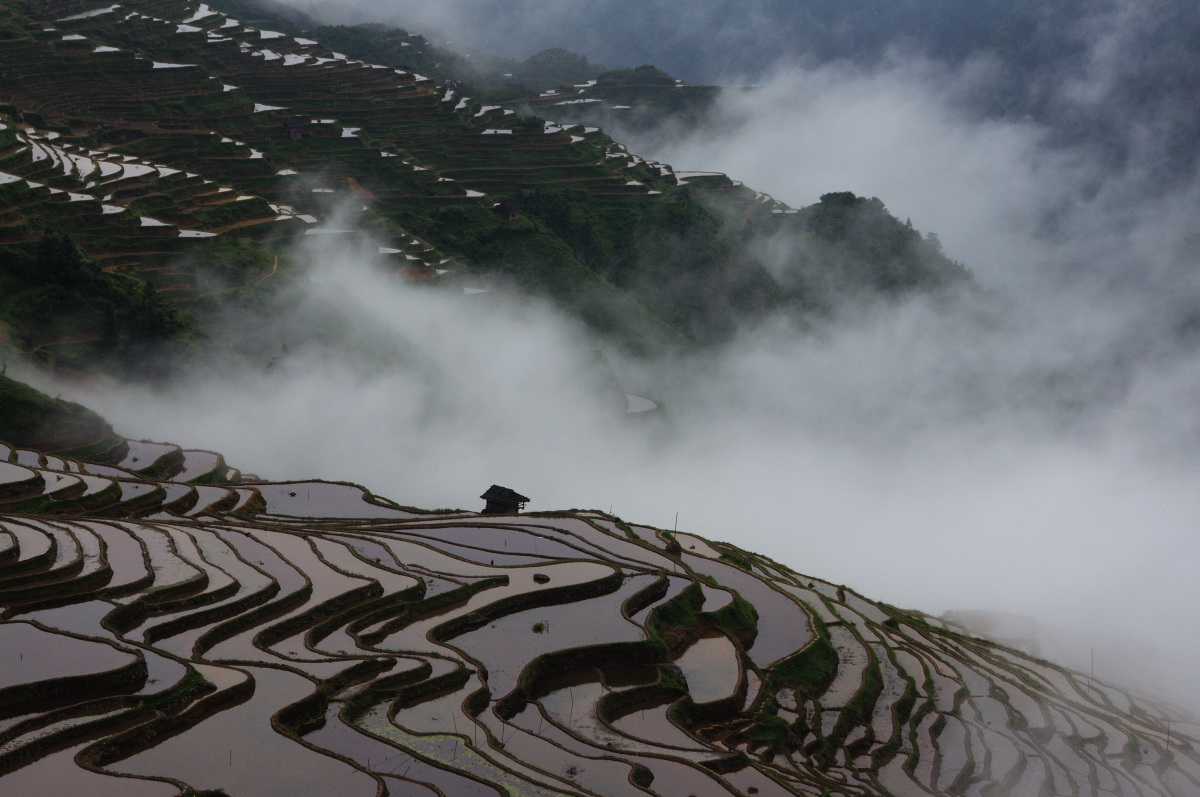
<box><xmin>0</xmin><ymin>0</ymin><xmax>968</xmax><ymax>373</ymax></box>
<box><xmin>0</xmin><ymin>404</ymin><xmax>1193</xmax><ymax>796</ymax></box>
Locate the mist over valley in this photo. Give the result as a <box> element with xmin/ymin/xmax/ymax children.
<box><xmin>1</xmin><ymin>1</ymin><xmax>1199</xmax><ymax>794</ymax></box>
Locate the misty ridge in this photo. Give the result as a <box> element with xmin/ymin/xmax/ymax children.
<box><xmin>13</xmin><ymin>0</ymin><xmax>1200</xmax><ymax>711</ymax></box>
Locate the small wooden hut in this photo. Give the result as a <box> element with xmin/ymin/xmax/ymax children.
<box><xmin>480</xmin><ymin>485</ymin><xmax>529</xmax><ymax>514</ymax></box>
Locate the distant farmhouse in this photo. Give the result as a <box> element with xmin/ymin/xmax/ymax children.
<box><xmin>480</xmin><ymin>484</ymin><xmax>529</xmax><ymax>514</ymax></box>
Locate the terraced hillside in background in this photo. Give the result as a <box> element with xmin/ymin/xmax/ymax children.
<box><xmin>0</xmin><ymin>423</ymin><xmax>1196</xmax><ymax>796</ymax></box>
<box><xmin>0</xmin><ymin>0</ymin><xmax>969</xmax><ymax>369</ymax></box>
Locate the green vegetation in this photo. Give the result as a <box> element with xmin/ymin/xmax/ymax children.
<box><xmin>768</xmin><ymin>612</ymin><xmax>839</xmax><ymax>699</ymax></box>
<box><xmin>0</xmin><ymin>370</ymin><xmax>115</xmax><ymax>452</ymax></box>
<box><xmin>0</xmin><ymin>234</ymin><xmax>194</xmax><ymax>370</ymax></box>
<box><xmin>0</xmin><ymin>0</ymin><xmax>971</xmax><ymax>378</ymax></box>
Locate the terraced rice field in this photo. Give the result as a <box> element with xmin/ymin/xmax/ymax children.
<box><xmin>0</xmin><ymin>439</ymin><xmax>1196</xmax><ymax>796</ymax></box>
<box><xmin>0</xmin><ymin>0</ymin><xmax>687</xmax><ymax>290</ymax></box>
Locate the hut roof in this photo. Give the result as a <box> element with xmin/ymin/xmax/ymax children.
<box><xmin>481</xmin><ymin>484</ymin><xmax>530</xmax><ymax>503</ymax></box>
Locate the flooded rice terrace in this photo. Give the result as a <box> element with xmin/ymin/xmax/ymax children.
<box><xmin>0</xmin><ymin>443</ymin><xmax>1197</xmax><ymax>797</ymax></box>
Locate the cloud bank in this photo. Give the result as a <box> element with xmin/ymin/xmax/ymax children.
<box><xmin>18</xmin><ymin>6</ymin><xmax>1200</xmax><ymax>709</ymax></box>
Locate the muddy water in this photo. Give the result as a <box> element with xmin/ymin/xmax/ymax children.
<box><xmin>402</xmin><ymin>526</ymin><xmax>584</xmax><ymax>559</ymax></box>
<box><xmin>258</xmin><ymin>482</ymin><xmax>416</xmax><ymax>519</ymax></box>
<box><xmin>0</xmin><ymin>622</ymin><xmax>135</xmax><ymax>688</ymax></box>
<box><xmin>21</xmin><ymin>601</ymin><xmax>188</xmax><ymax>696</ymax></box>
<box><xmin>175</xmin><ymin>450</ymin><xmax>221</xmax><ymax>482</ymax></box>
<box><xmin>120</xmin><ymin>441</ymin><xmax>176</xmax><ymax>472</ymax></box>
<box><xmin>509</xmin><ymin>703</ymin><xmax>725</xmax><ymax>797</ymax></box>
<box><xmin>396</xmin><ymin>537</ymin><xmax>559</xmax><ymax>568</ymax></box>
<box><xmin>306</xmin><ymin>704</ymin><xmax>495</xmax><ymax>797</ymax></box>
<box><xmin>332</xmin><ymin>535</ymin><xmax>462</xmax><ymax>597</ymax></box>
<box><xmin>83</xmin><ymin>462</ymin><xmax>136</xmax><ymax>479</ymax></box>
<box><xmin>377</xmin><ymin>538</ymin><xmax>501</xmax><ymax>578</ymax></box>
<box><xmin>357</xmin><ymin>702</ymin><xmax>566</xmax><ymax>797</ymax></box>
<box><xmin>116</xmin><ymin>481</ymin><xmax>160</xmax><ymax>504</ymax></box>
<box><xmin>700</xmin><ymin>584</ymin><xmax>733</xmax><ymax>612</ymax></box>
<box><xmin>606</xmin><ymin>694</ymin><xmax>707</xmax><ymax>752</ymax></box>
<box><xmin>0</xmin><ymin>462</ymin><xmax>36</xmax><ymax>489</ymax></box>
<box><xmin>1</xmin><ymin>742</ymin><xmax>177</xmax><ymax>797</ymax></box>
<box><xmin>215</xmin><ymin>527</ymin><xmax>306</xmax><ymax>593</ymax></box>
<box><xmin>310</xmin><ymin>535</ymin><xmax>417</xmax><ymax>593</ymax></box>
<box><xmin>392</xmin><ymin>673</ymin><xmax>480</xmax><ymax>736</ymax></box>
<box><xmin>1</xmin><ymin>520</ymin><xmax>51</xmax><ymax>564</ymax></box>
<box><xmin>122</xmin><ymin>524</ymin><xmax>199</xmax><ymax>595</ymax></box>
<box><xmin>314</xmin><ymin>705</ymin><xmax>501</xmax><ymax>797</ymax></box>
<box><xmin>723</xmin><ymin>764</ymin><xmax>798</xmax><ymax>797</ymax></box>
<box><xmin>165</xmin><ymin>527</ymin><xmax>234</xmax><ymax>594</ymax></box>
<box><xmin>685</xmin><ymin>554</ymin><xmax>813</xmax><ymax>667</ymax></box>
<box><xmin>499</xmin><ymin>704</ymin><xmax>645</xmax><ymax>797</ymax></box>
<box><xmin>82</xmin><ymin>522</ymin><xmax>149</xmax><ymax>589</ymax></box>
<box><xmin>506</xmin><ymin>517</ymin><xmax>677</xmax><ymax>572</ymax></box>
<box><xmin>187</xmin><ymin>485</ymin><xmax>235</xmax><ymax>515</ymax></box>
<box><xmin>13</xmin><ymin>450</ymin><xmax>42</xmax><ymax>468</ymax></box>
<box><xmin>675</xmin><ymin>634</ymin><xmax>740</xmax><ymax>704</ymax></box>
<box><xmin>376</xmin><ymin>563</ymin><xmax>613</xmax><ymax>657</ymax></box>
<box><xmin>159</xmin><ymin>482</ymin><xmax>194</xmax><ymax>506</ymax></box>
<box><xmin>115</xmin><ymin>666</ymin><xmax>378</xmax><ymax>797</ymax></box>
<box><xmin>454</xmin><ymin>574</ymin><xmax>650</xmax><ymax>697</ymax></box>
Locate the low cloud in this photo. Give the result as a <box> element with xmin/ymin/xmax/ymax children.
<box><xmin>17</xmin><ymin>43</ymin><xmax>1200</xmax><ymax>709</ymax></box>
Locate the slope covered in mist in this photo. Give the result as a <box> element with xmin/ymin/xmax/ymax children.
<box><xmin>0</xmin><ymin>0</ymin><xmax>968</xmax><ymax>377</ymax></box>
<box><xmin>4</xmin><ymin>0</ymin><xmax>1200</xmax><ymax>756</ymax></box>
<box><xmin>1</xmin><ymin>398</ymin><xmax>1198</xmax><ymax>797</ymax></box>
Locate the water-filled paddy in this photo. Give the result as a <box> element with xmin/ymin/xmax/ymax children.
<box><xmin>491</xmin><ymin>704</ymin><xmax>645</xmax><ymax>797</ymax></box>
<box><xmin>685</xmin><ymin>554</ymin><xmax>814</xmax><ymax>666</ymax></box>
<box><xmin>305</xmin><ymin>703</ymin><xmax>490</xmax><ymax>796</ymax></box>
<box><xmin>187</xmin><ymin>485</ymin><xmax>235</xmax><ymax>515</ymax></box>
<box><xmin>0</xmin><ymin>440</ymin><xmax>1188</xmax><ymax>797</ymax></box>
<box><xmin>174</xmin><ymin>450</ymin><xmax>220</xmax><ymax>482</ymax></box>
<box><xmin>0</xmin><ymin>622</ymin><xmax>136</xmax><ymax>689</ymax></box>
<box><xmin>119</xmin><ymin>441</ymin><xmax>176</xmax><ymax>472</ymax></box>
<box><xmin>0</xmin><ymin>742</ymin><xmax>177</xmax><ymax>797</ymax></box>
<box><xmin>258</xmin><ymin>481</ymin><xmax>416</xmax><ymax>518</ymax></box>
<box><xmin>116</xmin><ymin>666</ymin><xmax>378</xmax><ymax>797</ymax></box>
<box><xmin>675</xmin><ymin>633</ymin><xmax>740</xmax><ymax>703</ymax></box>
<box><xmin>454</xmin><ymin>573</ymin><xmax>650</xmax><ymax>696</ymax></box>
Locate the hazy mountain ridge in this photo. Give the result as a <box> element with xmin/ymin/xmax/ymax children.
<box><xmin>0</xmin><ymin>0</ymin><xmax>968</xmax><ymax>378</ymax></box>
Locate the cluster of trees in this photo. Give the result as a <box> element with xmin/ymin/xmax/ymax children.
<box><xmin>0</xmin><ymin>234</ymin><xmax>192</xmax><ymax>363</ymax></box>
<box><xmin>401</xmin><ymin>186</ymin><xmax>971</xmax><ymax>349</ymax></box>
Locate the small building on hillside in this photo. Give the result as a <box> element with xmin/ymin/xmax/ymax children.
<box><xmin>480</xmin><ymin>485</ymin><xmax>529</xmax><ymax>514</ymax></box>
<box><xmin>494</xmin><ymin>200</ymin><xmax>520</xmax><ymax>221</ymax></box>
